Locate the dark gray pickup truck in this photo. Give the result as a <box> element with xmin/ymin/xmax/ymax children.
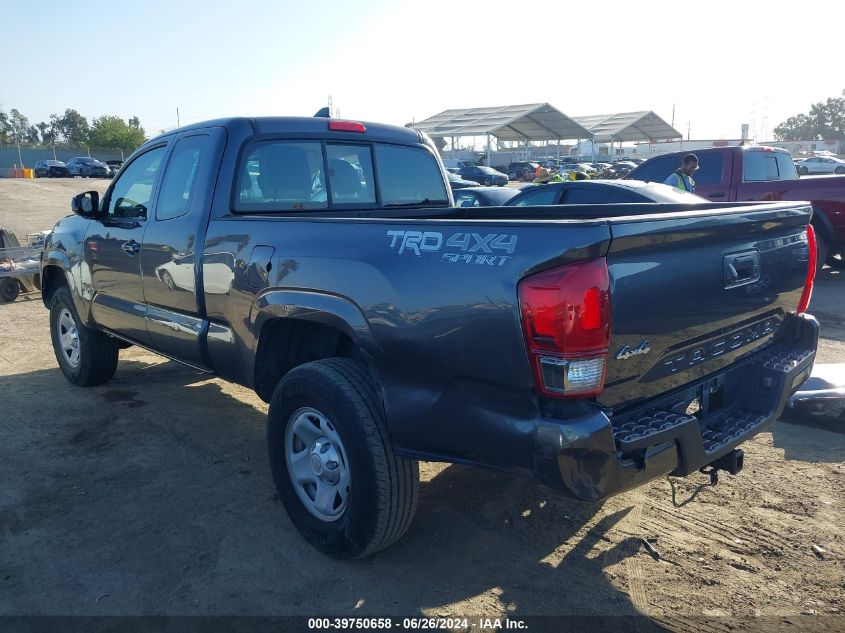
<box><xmin>42</xmin><ymin>115</ymin><xmax>819</xmax><ymax>558</ymax></box>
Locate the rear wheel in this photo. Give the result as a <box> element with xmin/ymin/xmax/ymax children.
<box><xmin>0</xmin><ymin>278</ymin><xmax>20</xmax><ymax>302</ymax></box>
<box><xmin>267</xmin><ymin>358</ymin><xmax>419</xmax><ymax>559</ymax></box>
<box><xmin>835</xmin><ymin>166</ymin><xmax>845</xmax><ymax>175</ymax></box>
<box><xmin>49</xmin><ymin>286</ymin><xmax>119</xmax><ymax>386</ymax></box>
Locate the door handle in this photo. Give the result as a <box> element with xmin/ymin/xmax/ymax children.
<box><xmin>121</xmin><ymin>240</ymin><xmax>141</xmax><ymax>255</ymax></box>
<box><xmin>708</xmin><ymin>192</ymin><xmax>726</xmax><ymax>198</ymax></box>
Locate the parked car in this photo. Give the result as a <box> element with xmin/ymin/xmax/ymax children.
<box><xmin>796</xmin><ymin>156</ymin><xmax>845</xmax><ymax>175</ymax></box>
<box><xmin>612</xmin><ymin>161</ymin><xmax>638</xmax><ymax>171</ymax></box>
<box><xmin>626</xmin><ymin>145</ymin><xmax>845</xmax><ymax>268</ymax></box>
<box><xmin>458</xmin><ymin>165</ymin><xmax>508</xmax><ymax>186</ymax></box>
<box><xmin>66</xmin><ymin>157</ymin><xmax>111</xmax><ymax>178</ymax></box>
<box><xmin>447</xmin><ymin>171</ymin><xmax>478</xmax><ymax>190</ymax></box>
<box><xmin>105</xmin><ymin>160</ymin><xmax>124</xmax><ymax>177</ymax></box>
<box><xmin>34</xmin><ymin>160</ymin><xmax>68</xmax><ymax>178</ymax></box>
<box><xmin>506</xmin><ymin>161</ymin><xmax>540</xmax><ymax>180</ymax></box>
<box><xmin>505</xmin><ymin>179</ymin><xmax>703</xmax><ymax>207</ymax></box>
<box><xmin>453</xmin><ymin>186</ymin><xmax>519</xmax><ymax>207</ymax></box>
<box><xmin>561</xmin><ymin>162</ymin><xmax>598</xmax><ymax>177</ymax></box>
<box><xmin>42</xmin><ymin>114</ymin><xmax>817</xmax><ymax>559</ymax></box>
<box><xmin>441</xmin><ymin>159</ymin><xmax>476</xmax><ymax>170</ymax></box>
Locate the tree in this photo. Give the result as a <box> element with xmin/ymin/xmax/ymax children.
<box><xmin>88</xmin><ymin>115</ymin><xmax>146</xmax><ymax>151</ymax></box>
<box><xmin>774</xmin><ymin>89</ymin><xmax>845</xmax><ymax>140</ymax></box>
<box><xmin>53</xmin><ymin>108</ymin><xmax>90</xmax><ymax>146</ymax></box>
<box><xmin>36</xmin><ymin>121</ymin><xmax>57</xmax><ymax>146</ymax></box>
<box><xmin>8</xmin><ymin>108</ymin><xmax>31</xmax><ymax>144</ymax></box>
<box><xmin>0</xmin><ymin>110</ymin><xmax>11</xmax><ymax>146</ymax></box>
<box><xmin>774</xmin><ymin>114</ymin><xmax>816</xmax><ymax>141</ymax></box>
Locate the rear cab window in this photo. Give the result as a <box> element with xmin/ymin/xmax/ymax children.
<box><xmin>233</xmin><ymin>138</ymin><xmax>448</xmax><ymax>212</ymax></box>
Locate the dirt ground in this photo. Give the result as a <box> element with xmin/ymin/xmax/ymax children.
<box><xmin>1</xmin><ymin>179</ymin><xmax>843</xmax><ymax>629</ymax></box>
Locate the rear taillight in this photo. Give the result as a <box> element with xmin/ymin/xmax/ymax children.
<box><xmin>328</xmin><ymin>120</ymin><xmax>366</xmax><ymax>133</ymax></box>
<box><xmin>518</xmin><ymin>258</ymin><xmax>611</xmax><ymax>398</ymax></box>
<box><xmin>797</xmin><ymin>224</ymin><xmax>817</xmax><ymax>314</ymax></box>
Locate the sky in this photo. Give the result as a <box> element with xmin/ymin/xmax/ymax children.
<box><xmin>2</xmin><ymin>0</ymin><xmax>843</xmax><ymax>146</ymax></box>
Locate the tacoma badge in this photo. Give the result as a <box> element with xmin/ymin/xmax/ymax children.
<box><xmin>616</xmin><ymin>340</ymin><xmax>651</xmax><ymax>360</ymax></box>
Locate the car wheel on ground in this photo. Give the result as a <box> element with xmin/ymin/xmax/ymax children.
<box><xmin>267</xmin><ymin>357</ymin><xmax>419</xmax><ymax>559</ymax></box>
<box><xmin>836</xmin><ymin>166</ymin><xmax>845</xmax><ymax>175</ymax></box>
<box><xmin>0</xmin><ymin>278</ymin><xmax>20</xmax><ymax>302</ymax></box>
<box><xmin>49</xmin><ymin>286</ymin><xmax>120</xmax><ymax>386</ymax></box>
<box><xmin>160</xmin><ymin>271</ymin><xmax>176</xmax><ymax>291</ymax></box>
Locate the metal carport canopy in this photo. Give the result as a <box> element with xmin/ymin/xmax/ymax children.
<box><xmin>412</xmin><ymin>103</ymin><xmax>594</xmax><ymax>141</ymax></box>
<box><xmin>573</xmin><ymin>111</ymin><xmax>682</xmax><ymax>142</ymax></box>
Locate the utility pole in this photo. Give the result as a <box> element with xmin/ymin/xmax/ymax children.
<box><xmin>687</xmin><ymin>121</ymin><xmax>691</xmax><ymax>141</ymax></box>
<box><xmin>176</xmin><ymin>107</ymin><xmax>181</xmax><ymax>127</ymax></box>
<box><xmin>671</xmin><ymin>104</ymin><xmax>675</xmax><ymax>128</ymax></box>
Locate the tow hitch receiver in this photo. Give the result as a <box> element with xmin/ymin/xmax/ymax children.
<box><xmin>710</xmin><ymin>449</ymin><xmax>744</xmax><ymax>476</ymax></box>
<box><xmin>669</xmin><ymin>449</ymin><xmax>745</xmax><ymax>507</ymax></box>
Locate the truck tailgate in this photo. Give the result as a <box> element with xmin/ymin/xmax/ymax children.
<box><xmin>600</xmin><ymin>202</ymin><xmax>813</xmax><ymax>412</ymax></box>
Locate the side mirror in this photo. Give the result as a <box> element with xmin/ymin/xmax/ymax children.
<box><xmin>71</xmin><ymin>191</ymin><xmax>100</xmax><ymax>218</ymax></box>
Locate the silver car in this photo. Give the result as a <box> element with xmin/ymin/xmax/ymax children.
<box><xmin>796</xmin><ymin>156</ymin><xmax>845</xmax><ymax>175</ymax></box>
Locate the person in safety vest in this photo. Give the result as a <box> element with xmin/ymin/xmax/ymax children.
<box><xmin>664</xmin><ymin>153</ymin><xmax>698</xmax><ymax>193</ymax></box>
<box><xmin>568</xmin><ymin>170</ymin><xmax>590</xmax><ymax>181</ymax></box>
<box><xmin>534</xmin><ymin>168</ymin><xmax>564</xmax><ymax>184</ymax></box>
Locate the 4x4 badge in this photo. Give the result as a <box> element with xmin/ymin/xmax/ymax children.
<box><xmin>616</xmin><ymin>340</ymin><xmax>651</xmax><ymax>360</ymax></box>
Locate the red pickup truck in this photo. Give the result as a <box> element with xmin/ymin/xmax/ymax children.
<box><xmin>627</xmin><ymin>146</ymin><xmax>845</xmax><ymax>268</ymax></box>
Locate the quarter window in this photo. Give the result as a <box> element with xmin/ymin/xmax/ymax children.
<box><xmin>157</xmin><ymin>135</ymin><xmax>209</xmax><ymax>220</ymax></box>
<box><xmin>743</xmin><ymin>151</ymin><xmax>796</xmax><ymax>182</ymax></box>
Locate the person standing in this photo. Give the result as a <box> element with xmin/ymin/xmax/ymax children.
<box><xmin>665</xmin><ymin>153</ymin><xmax>698</xmax><ymax>193</ymax></box>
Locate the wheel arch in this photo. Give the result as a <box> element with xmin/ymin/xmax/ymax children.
<box><xmin>251</xmin><ymin>290</ymin><xmax>384</xmax><ymax>404</ymax></box>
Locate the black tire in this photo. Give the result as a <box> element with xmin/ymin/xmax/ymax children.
<box><xmin>835</xmin><ymin>166</ymin><xmax>845</xmax><ymax>175</ymax></box>
<box><xmin>267</xmin><ymin>358</ymin><xmax>419</xmax><ymax>559</ymax></box>
<box><xmin>160</xmin><ymin>270</ymin><xmax>175</xmax><ymax>291</ymax></box>
<box><xmin>0</xmin><ymin>278</ymin><xmax>20</xmax><ymax>302</ymax></box>
<box><xmin>49</xmin><ymin>286</ymin><xmax>119</xmax><ymax>386</ymax></box>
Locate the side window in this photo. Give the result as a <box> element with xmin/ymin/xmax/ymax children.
<box><xmin>511</xmin><ymin>186</ymin><xmax>560</xmax><ymax>207</ymax></box>
<box><xmin>157</xmin><ymin>135</ymin><xmax>209</xmax><ymax>220</ymax></box>
<box><xmin>692</xmin><ymin>153</ymin><xmax>723</xmax><ymax>185</ymax></box>
<box><xmin>454</xmin><ymin>191</ymin><xmax>480</xmax><ymax>208</ymax></box>
<box><xmin>375</xmin><ymin>145</ymin><xmax>449</xmax><ymax>206</ymax></box>
<box><xmin>326</xmin><ymin>144</ymin><xmax>375</xmax><ymax>204</ymax></box>
<box><xmin>630</xmin><ymin>156</ymin><xmax>677</xmax><ymax>183</ymax></box>
<box><xmin>743</xmin><ymin>152</ymin><xmax>780</xmax><ymax>182</ymax></box>
<box><xmin>107</xmin><ymin>146</ymin><xmax>167</xmax><ymax>218</ymax></box>
<box><xmin>236</xmin><ymin>141</ymin><xmax>326</xmax><ymax>211</ymax></box>
<box><xmin>564</xmin><ymin>187</ymin><xmax>613</xmax><ymax>204</ymax></box>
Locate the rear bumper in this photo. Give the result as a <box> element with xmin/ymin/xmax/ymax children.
<box><xmin>533</xmin><ymin>313</ymin><xmax>818</xmax><ymax>501</ymax></box>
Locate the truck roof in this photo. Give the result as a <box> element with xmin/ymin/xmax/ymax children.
<box><xmin>146</xmin><ymin>116</ymin><xmax>423</xmax><ymax>146</ymax></box>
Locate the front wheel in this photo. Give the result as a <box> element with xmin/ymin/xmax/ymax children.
<box><xmin>267</xmin><ymin>358</ymin><xmax>419</xmax><ymax>559</ymax></box>
<box><xmin>50</xmin><ymin>286</ymin><xmax>119</xmax><ymax>386</ymax></box>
